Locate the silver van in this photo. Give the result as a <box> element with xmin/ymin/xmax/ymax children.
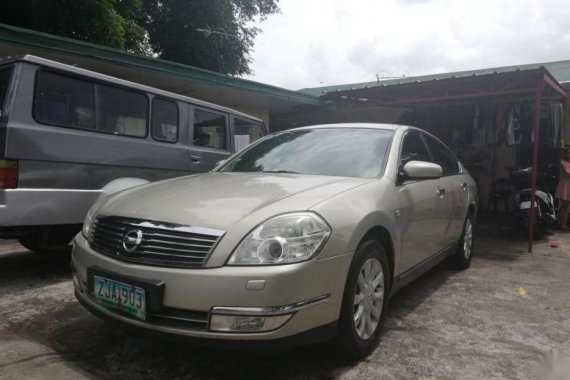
<box><xmin>0</xmin><ymin>55</ymin><xmax>267</xmax><ymax>252</ymax></box>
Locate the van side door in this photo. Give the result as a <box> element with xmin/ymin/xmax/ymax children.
<box><xmin>189</xmin><ymin>107</ymin><xmax>232</xmax><ymax>172</ymax></box>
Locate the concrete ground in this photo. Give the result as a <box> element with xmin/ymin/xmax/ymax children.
<box><xmin>1</xmin><ymin>215</ymin><xmax>569</xmax><ymax>380</ymax></box>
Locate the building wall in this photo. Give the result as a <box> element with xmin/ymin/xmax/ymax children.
<box><xmin>233</xmin><ymin>106</ymin><xmax>270</xmax><ymax>126</ymax></box>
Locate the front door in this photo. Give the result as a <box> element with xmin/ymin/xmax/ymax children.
<box><xmin>424</xmin><ymin>134</ymin><xmax>468</xmax><ymax>247</ymax></box>
<box><xmin>396</xmin><ymin>130</ymin><xmax>446</xmax><ymax>272</ymax></box>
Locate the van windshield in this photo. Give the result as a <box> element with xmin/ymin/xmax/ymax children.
<box><xmin>221</xmin><ymin>128</ymin><xmax>394</xmax><ymax>178</ymax></box>
<box><xmin>0</xmin><ymin>68</ymin><xmax>12</xmax><ymax>118</ymax></box>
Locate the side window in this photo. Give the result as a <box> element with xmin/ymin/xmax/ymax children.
<box><xmin>0</xmin><ymin>68</ymin><xmax>13</xmax><ymax>118</ymax></box>
<box><xmin>96</xmin><ymin>85</ymin><xmax>147</xmax><ymax>137</ymax></box>
<box><xmin>194</xmin><ymin>109</ymin><xmax>227</xmax><ymax>150</ymax></box>
<box><xmin>152</xmin><ymin>98</ymin><xmax>178</xmax><ymax>142</ymax></box>
<box><xmin>34</xmin><ymin>71</ymin><xmax>148</xmax><ymax>137</ymax></box>
<box><xmin>34</xmin><ymin>71</ymin><xmax>95</xmax><ymax>130</ymax></box>
<box><xmin>425</xmin><ymin>135</ymin><xmax>461</xmax><ymax>175</ymax></box>
<box><xmin>400</xmin><ymin>130</ymin><xmax>431</xmax><ymax>167</ymax></box>
<box><xmin>234</xmin><ymin>117</ymin><xmax>265</xmax><ymax>151</ymax></box>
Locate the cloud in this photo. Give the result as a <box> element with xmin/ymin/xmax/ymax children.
<box><xmin>243</xmin><ymin>0</ymin><xmax>570</xmax><ymax>90</ymax></box>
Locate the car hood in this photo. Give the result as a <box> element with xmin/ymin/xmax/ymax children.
<box><xmin>98</xmin><ymin>172</ymin><xmax>372</xmax><ymax>231</ymax></box>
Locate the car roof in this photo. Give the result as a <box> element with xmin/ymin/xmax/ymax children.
<box><xmin>290</xmin><ymin>123</ymin><xmax>405</xmax><ymax>132</ymax></box>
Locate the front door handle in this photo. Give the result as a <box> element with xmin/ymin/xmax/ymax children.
<box><xmin>190</xmin><ymin>155</ymin><xmax>201</xmax><ymax>163</ymax></box>
<box><xmin>436</xmin><ymin>187</ymin><xmax>446</xmax><ymax>197</ymax></box>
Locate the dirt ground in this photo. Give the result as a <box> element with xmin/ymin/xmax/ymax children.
<box><xmin>1</xmin><ymin>214</ymin><xmax>569</xmax><ymax>380</ymax></box>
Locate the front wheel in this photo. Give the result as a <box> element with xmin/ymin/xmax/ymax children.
<box><xmin>450</xmin><ymin>214</ymin><xmax>474</xmax><ymax>269</ymax></box>
<box><xmin>336</xmin><ymin>240</ymin><xmax>390</xmax><ymax>360</ymax></box>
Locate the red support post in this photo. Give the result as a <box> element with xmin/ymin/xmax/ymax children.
<box><xmin>527</xmin><ymin>83</ymin><xmax>545</xmax><ymax>253</ymax></box>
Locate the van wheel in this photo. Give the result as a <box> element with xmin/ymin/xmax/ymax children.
<box><xmin>17</xmin><ymin>226</ymin><xmax>79</xmax><ymax>254</ymax></box>
<box><xmin>450</xmin><ymin>214</ymin><xmax>474</xmax><ymax>269</ymax></box>
<box><xmin>336</xmin><ymin>240</ymin><xmax>389</xmax><ymax>360</ymax></box>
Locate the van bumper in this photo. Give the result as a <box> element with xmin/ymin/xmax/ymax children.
<box><xmin>0</xmin><ymin>188</ymin><xmax>99</xmax><ymax>227</ymax></box>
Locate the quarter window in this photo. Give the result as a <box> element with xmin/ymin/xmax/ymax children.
<box><xmin>34</xmin><ymin>71</ymin><xmax>148</xmax><ymax>137</ymax></box>
<box><xmin>151</xmin><ymin>98</ymin><xmax>178</xmax><ymax>142</ymax></box>
<box><xmin>425</xmin><ymin>135</ymin><xmax>461</xmax><ymax>175</ymax></box>
<box><xmin>234</xmin><ymin>117</ymin><xmax>264</xmax><ymax>151</ymax></box>
<box><xmin>193</xmin><ymin>109</ymin><xmax>227</xmax><ymax>150</ymax></box>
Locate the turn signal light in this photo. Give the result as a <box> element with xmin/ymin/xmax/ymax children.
<box><xmin>0</xmin><ymin>160</ymin><xmax>18</xmax><ymax>189</ymax></box>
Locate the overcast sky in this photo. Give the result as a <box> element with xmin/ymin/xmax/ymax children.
<box><xmin>244</xmin><ymin>0</ymin><xmax>570</xmax><ymax>90</ymax></box>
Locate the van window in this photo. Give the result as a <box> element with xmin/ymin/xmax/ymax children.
<box><xmin>152</xmin><ymin>98</ymin><xmax>178</xmax><ymax>142</ymax></box>
<box><xmin>234</xmin><ymin>117</ymin><xmax>264</xmax><ymax>151</ymax></box>
<box><xmin>34</xmin><ymin>71</ymin><xmax>148</xmax><ymax>137</ymax></box>
<box><xmin>34</xmin><ymin>71</ymin><xmax>96</xmax><ymax>129</ymax></box>
<box><xmin>96</xmin><ymin>85</ymin><xmax>147</xmax><ymax>137</ymax></box>
<box><xmin>0</xmin><ymin>68</ymin><xmax>12</xmax><ymax>118</ymax></box>
<box><xmin>194</xmin><ymin>109</ymin><xmax>227</xmax><ymax>150</ymax></box>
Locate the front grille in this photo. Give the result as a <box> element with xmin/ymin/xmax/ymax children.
<box><xmin>90</xmin><ymin>216</ymin><xmax>225</xmax><ymax>268</ymax></box>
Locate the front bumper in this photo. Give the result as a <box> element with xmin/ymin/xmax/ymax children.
<box><xmin>71</xmin><ymin>234</ymin><xmax>352</xmax><ymax>341</ymax></box>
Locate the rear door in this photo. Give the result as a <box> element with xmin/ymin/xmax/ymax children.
<box><xmin>424</xmin><ymin>134</ymin><xmax>467</xmax><ymax>247</ymax></box>
<box><xmin>396</xmin><ymin>130</ymin><xmax>446</xmax><ymax>271</ymax></box>
<box><xmin>189</xmin><ymin>107</ymin><xmax>232</xmax><ymax>172</ymax></box>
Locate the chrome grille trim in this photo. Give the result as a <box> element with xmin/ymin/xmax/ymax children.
<box><xmin>89</xmin><ymin>216</ymin><xmax>225</xmax><ymax>269</ymax></box>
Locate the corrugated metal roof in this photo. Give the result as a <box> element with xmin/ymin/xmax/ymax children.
<box><xmin>0</xmin><ymin>23</ymin><xmax>321</xmax><ymax>105</ymax></box>
<box><xmin>299</xmin><ymin>60</ymin><xmax>570</xmax><ymax>97</ymax></box>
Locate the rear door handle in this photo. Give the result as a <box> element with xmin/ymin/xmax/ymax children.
<box><xmin>436</xmin><ymin>187</ymin><xmax>446</xmax><ymax>197</ymax></box>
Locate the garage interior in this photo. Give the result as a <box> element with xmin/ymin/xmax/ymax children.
<box><xmin>274</xmin><ymin>67</ymin><xmax>569</xmax><ymax>252</ymax></box>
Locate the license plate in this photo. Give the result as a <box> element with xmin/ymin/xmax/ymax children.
<box><xmin>520</xmin><ymin>201</ymin><xmax>536</xmax><ymax>210</ymax></box>
<box><xmin>94</xmin><ymin>276</ymin><xmax>146</xmax><ymax>320</ymax></box>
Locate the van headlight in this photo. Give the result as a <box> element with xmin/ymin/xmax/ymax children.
<box><xmin>227</xmin><ymin>212</ymin><xmax>331</xmax><ymax>265</ymax></box>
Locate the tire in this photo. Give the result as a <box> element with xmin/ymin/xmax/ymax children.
<box><xmin>336</xmin><ymin>240</ymin><xmax>390</xmax><ymax>360</ymax></box>
<box><xmin>17</xmin><ymin>226</ymin><xmax>79</xmax><ymax>254</ymax></box>
<box><xmin>450</xmin><ymin>214</ymin><xmax>474</xmax><ymax>269</ymax></box>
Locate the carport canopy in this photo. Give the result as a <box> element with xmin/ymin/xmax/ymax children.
<box><xmin>324</xmin><ymin>67</ymin><xmax>568</xmax><ymax>253</ymax></box>
<box><xmin>323</xmin><ymin>67</ymin><xmax>567</xmax><ymax>106</ymax></box>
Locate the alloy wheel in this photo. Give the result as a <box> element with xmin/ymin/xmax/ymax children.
<box><xmin>353</xmin><ymin>257</ymin><xmax>384</xmax><ymax>340</ymax></box>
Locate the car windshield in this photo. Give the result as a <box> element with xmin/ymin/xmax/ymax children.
<box><xmin>221</xmin><ymin>128</ymin><xmax>394</xmax><ymax>178</ymax></box>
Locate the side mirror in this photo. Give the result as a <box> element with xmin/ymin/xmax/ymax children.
<box><xmin>403</xmin><ymin>161</ymin><xmax>442</xmax><ymax>180</ymax></box>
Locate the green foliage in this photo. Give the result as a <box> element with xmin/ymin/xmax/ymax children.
<box><xmin>0</xmin><ymin>0</ymin><xmax>279</xmax><ymax>75</ymax></box>
<box><xmin>0</xmin><ymin>0</ymin><xmax>151</xmax><ymax>54</ymax></box>
<box><xmin>138</xmin><ymin>0</ymin><xmax>279</xmax><ymax>75</ymax></box>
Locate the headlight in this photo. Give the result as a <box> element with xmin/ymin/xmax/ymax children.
<box><xmin>81</xmin><ymin>208</ymin><xmax>94</xmax><ymax>240</ymax></box>
<box><xmin>227</xmin><ymin>212</ymin><xmax>331</xmax><ymax>265</ymax></box>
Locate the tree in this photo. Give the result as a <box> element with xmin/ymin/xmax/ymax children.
<box><xmin>0</xmin><ymin>0</ymin><xmax>151</xmax><ymax>55</ymax></box>
<box><xmin>138</xmin><ymin>0</ymin><xmax>280</xmax><ymax>75</ymax></box>
<box><xmin>0</xmin><ymin>0</ymin><xmax>279</xmax><ymax>75</ymax></box>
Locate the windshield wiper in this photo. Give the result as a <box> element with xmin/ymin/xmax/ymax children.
<box><xmin>261</xmin><ymin>170</ymin><xmax>301</xmax><ymax>174</ymax></box>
